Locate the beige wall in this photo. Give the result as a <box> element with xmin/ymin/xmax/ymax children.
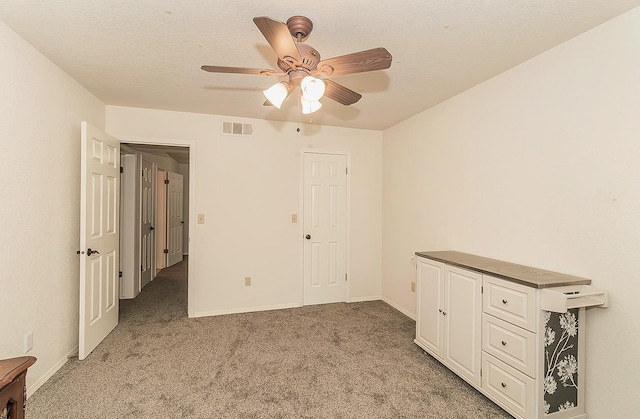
<box><xmin>382</xmin><ymin>8</ymin><xmax>640</xmax><ymax>418</ymax></box>
<box><xmin>106</xmin><ymin>106</ymin><xmax>383</xmax><ymax>316</ymax></box>
<box><xmin>0</xmin><ymin>23</ymin><xmax>106</xmax><ymax>393</ymax></box>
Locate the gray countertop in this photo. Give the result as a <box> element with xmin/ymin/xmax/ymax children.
<box><xmin>415</xmin><ymin>251</ymin><xmax>592</xmax><ymax>288</ymax></box>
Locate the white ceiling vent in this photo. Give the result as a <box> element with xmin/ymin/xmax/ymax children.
<box><xmin>222</xmin><ymin>121</ymin><xmax>253</xmax><ymax>136</ymax></box>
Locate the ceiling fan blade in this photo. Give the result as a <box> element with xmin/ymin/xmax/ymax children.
<box><xmin>201</xmin><ymin>65</ymin><xmax>278</xmax><ymax>76</ymax></box>
<box><xmin>315</xmin><ymin>47</ymin><xmax>392</xmax><ymax>77</ymax></box>
<box><xmin>323</xmin><ymin>79</ymin><xmax>362</xmax><ymax>105</ymax></box>
<box><xmin>253</xmin><ymin>16</ymin><xmax>301</xmax><ymax>67</ymax></box>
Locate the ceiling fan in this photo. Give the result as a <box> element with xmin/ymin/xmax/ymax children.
<box><xmin>201</xmin><ymin>15</ymin><xmax>392</xmax><ymax>114</ymax></box>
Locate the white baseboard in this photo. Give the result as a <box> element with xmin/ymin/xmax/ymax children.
<box><xmin>381</xmin><ymin>297</ymin><xmax>416</xmax><ymax>320</ymax></box>
<box><xmin>348</xmin><ymin>295</ymin><xmax>381</xmax><ymax>303</ymax></box>
<box><xmin>191</xmin><ymin>302</ymin><xmax>301</xmax><ymax>318</ymax></box>
<box><xmin>27</xmin><ymin>345</ymin><xmax>77</xmax><ymax>398</ymax></box>
<box><xmin>191</xmin><ymin>297</ymin><xmax>411</xmax><ymax>318</ymax></box>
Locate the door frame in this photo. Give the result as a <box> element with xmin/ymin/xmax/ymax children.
<box><xmin>299</xmin><ymin>149</ymin><xmax>351</xmax><ymax>306</ymax></box>
<box><xmin>120</xmin><ymin>136</ymin><xmax>196</xmax><ymax>317</ymax></box>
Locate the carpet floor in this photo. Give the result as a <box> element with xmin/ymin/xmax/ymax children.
<box><xmin>27</xmin><ymin>258</ymin><xmax>510</xmax><ymax>418</ymax></box>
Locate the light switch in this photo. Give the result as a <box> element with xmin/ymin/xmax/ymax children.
<box><xmin>291</xmin><ymin>214</ymin><xmax>298</xmax><ymax>223</ymax></box>
<box><xmin>198</xmin><ymin>214</ymin><xmax>205</xmax><ymax>224</ymax></box>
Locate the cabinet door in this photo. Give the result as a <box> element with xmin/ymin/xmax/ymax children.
<box><xmin>416</xmin><ymin>257</ymin><xmax>445</xmax><ymax>358</ymax></box>
<box><xmin>444</xmin><ymin>265</ymin><xmax>482</xmax><ymax>386</ymax></box>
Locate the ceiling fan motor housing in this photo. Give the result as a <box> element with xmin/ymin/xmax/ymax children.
<box><xmin>277</xmin><ymin>43</ymin><xmax>321</xmax><ymax>83</ymax></box>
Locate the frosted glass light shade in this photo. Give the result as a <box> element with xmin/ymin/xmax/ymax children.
<box><xmin>300</xmin><ymin>76</ymin><xmax>326</xmax><ymax>101</ymax></box>
<box><xmin>263</xmin><ymin>82</ymin><xmax>289</xmax><ymax>108</ymax></box>
<box><xmin>301</xmin><ymin>97</ymin><xmax>322</xmax><ymax>114</ymax></box>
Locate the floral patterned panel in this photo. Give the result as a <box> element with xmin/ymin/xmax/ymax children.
<box><xmin>543</xmin><ymin>309</ymin><xmax>579</xmax><ymax>415</ymax></box>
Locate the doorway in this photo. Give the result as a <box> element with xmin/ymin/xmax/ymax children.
<box><xmin>118</xmin><ymin>142</ymin><xmax>191</xmax><ymax>306</ymax></box>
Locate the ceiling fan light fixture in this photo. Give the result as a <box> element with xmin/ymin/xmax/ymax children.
<box><xmin>301</xmin><ymin>96</ymin><xmax>322</xmax><ymax>114</ymax></box>
<box><xmin>263</xmin><ymin>82</ymin><xmax>290</xmax><ymax>108</ymax></box>
<box><xmin>300</xmin><ymin>76</ymin><xmax>326</xmax><ymax>101</ymax></box>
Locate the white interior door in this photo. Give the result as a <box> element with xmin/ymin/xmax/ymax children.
<box><xmin>155</xmin><ymin>169</ymin><xmax>167</xmax><ymax>271</ymax></box>
<box><xmin>79</xmin><ymin>122</ymin><xmax>120</xmax><ymax>360</ymax></box>
<box><xmin>167</xmin><ymin>171</ymin><xmax>184</xmax><ymax>267</ymax></box>
<box><xmin>303</xmin><ymin>152</ymin><xmax>348</xmax><ymax>305</ymax></box>
<box><xmin>140</xmin><ymin>158</ymin><xmax>153</xmax><ymax>288</ymax></box>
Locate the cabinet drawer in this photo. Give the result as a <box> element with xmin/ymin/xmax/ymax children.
<box><xmin>482</xmin><ymin>353</ymin><xmax>534</xmax><ymax>419</ymax></box>
<box><xmin>483</xmin><ymin>275</ymin><xmax>537</xmax><ymax>332</ymax></box>
<box><xmin>482</xmin><ymin>314</ymin><xmax>536</xmax><ymax>377</ymax></box>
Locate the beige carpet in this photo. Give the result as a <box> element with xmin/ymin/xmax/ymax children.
<box><xmin>27</xmin><ymin>258</ymin><xmax>510</xmax><ymax>418</ymax></box>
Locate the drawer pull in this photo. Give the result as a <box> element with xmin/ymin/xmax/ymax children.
<box><xmin>442</xmin><ymin>311</ymin><xmax>447</xmax><ymax>316</ymax></box>
<box><xmin>502</xmin><ymin>299</ymin><xmax>508</xmax><ymax>304</ymax></box>
<box><xmin>438</xmin><ymin>309</ymin><xmax>442</xmax><ymax>313</ymax></box>
<box><xmin>501</xmin><ymin>382</ymin><xmax>507</xmax><ymax>388</ymax></box>
<box><xmin>501</xmin><ymin>340</ymin><xmax>507</xmax><ymax>346</ymax></box>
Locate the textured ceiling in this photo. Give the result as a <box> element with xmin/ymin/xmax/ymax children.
<box><xmin>2</xmin><ymin>1</ymin><xmax>639</xmax><ymax>131</ymax></box>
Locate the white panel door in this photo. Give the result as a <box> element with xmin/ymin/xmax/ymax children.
<box><xmin>155</xmin><ymin>170</ymin><xmax>167</xmax><ymax>271</ymax></box>
<box><xmin>167</xmin><ymin>171</ymin><xmax>183</xmax><ymax>267</ymax></box>
<box><xmin>303</xmin><ymin>152</ymin><xmax>347</xmax><ymax>305</ymax></box>
<box><xmin>79</xmin><ymin>122</ymin><xmax>119</xmax><ymax>360</ymax></box>
<box><xmin>140</xmin><ymin>158</ymin><xmax>154</xmax><ymax>289</ymax></box>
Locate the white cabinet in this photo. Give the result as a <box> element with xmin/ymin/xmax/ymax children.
<box><xmin>481</xmin><ymin>275</ymin><xmax>540</xmax><ymax>418</ymax></box>
<box><xmin>415</xmin><ymin>257</ymin><xmax>482</xmax><ymax>386</ymax></box>
<box><xmin>415</xmin><ymin>252</ymin><xmax>608</xmax><ymax>419</ymax></box>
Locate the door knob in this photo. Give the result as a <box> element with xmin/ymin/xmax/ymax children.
<box><xmin>305</xmin><ymin>234</ymin><xmax>311</xmax><ymax>240</ymax></box>
<box><xmin>87</xmin><ymin>248</ymin><xmax>100</xmax><ymax>256</ymax></box>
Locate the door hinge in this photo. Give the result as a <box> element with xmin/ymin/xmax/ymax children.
<box><xmin>345</xmin><ymin>273</ymin><xmax>348</xmax><ymax>282</ymax></box>
<box><xmin>481</xmin><ymin>286</ymin><xmax>483</xmax><ymax>294</ymax></box>
<box><xmin>120</xmin><ymin>166</ymin><xmax>123</xmax><ymax>174</ymax></box>
<box><xmin>346</xmin><ymin>167</ymin><xmax>348</xmax><ymax>175</ymax></box>
<box><xmin>119</xmin><ymin>271</ymin><xmax>123</xmax><ymax>278</ymax></box>
<box><xmin>164</xmin><ymin>249</ymin><xmax>169</xmax><ymax>254</ymax></box>
<box><xmin>141</xmin><ymin>265</ymin><xmax>144</xmax><ymax>271</ymax></box>
<box><xmin>480</xmin><ymin>368</ymin><xmax>482</xmax><ymax>378</ymax></box>
<box><xmin>164</xmin><ymin>179</ymin><xmax>170</xmax><ymax>184</ymax></box>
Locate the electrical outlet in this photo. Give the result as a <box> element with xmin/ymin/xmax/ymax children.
<box><xmin>291</xmin><ymin>214</ymin><xmax>297</xmax><ymax>223</ymax></box>
<box><xmin>411</xmin><ymin>281</ymin><xmax>416</xmax><ymax>293</ymax></box>
<box><xmin>24</xmin><ymin>332</ymin><xmax>33</xmax><ymax>353</ymax></box>
<box><xmin>197</xmin><ymin>214</ymin><xmax>205</xmax><ymax>224</ymax></box>
<box><xmin>244</xmin><ymin>276</ymin><xmax>251</xmax><ymax>286</ymax></box>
